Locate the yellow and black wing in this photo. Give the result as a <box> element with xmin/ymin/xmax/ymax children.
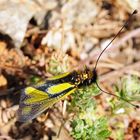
<box><xmin>18</xmin><ymin>79</ymin><xmax>77</xmax><ymax>122</ymax></box>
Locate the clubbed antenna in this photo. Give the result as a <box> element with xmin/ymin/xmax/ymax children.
<box><xmin>94</xmin><ymin>10</ymin><xmax>139</xmax><ymax>108</ymax></box>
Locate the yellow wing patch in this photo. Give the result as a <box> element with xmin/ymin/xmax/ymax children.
<box><xmin>47</xmin><ymin>83</ymin><xmax>75</xmax><ymax>94</ymax></box>
<box><xmin>58</xmin><ymin>88</ymin><xmax>76</xmax><ymax>100</ymax></box>
<box><xmin>47</xmin><ymin>72</ymin><xmax>70</xmax><ymax>80</ymax></box>
<box><xmin>25</xmin><ymin>87</ymin><xmax>48</xmax><ymax>96</ymax></box>
<box><xmin>25</xmin><ymin>87</ymin><xmax>49</xmax><ymax>104</ymax></box>
<box><xmin>22</xmin><ymin>106</ymin><xmax>32</xmax><ymax>115</ymax></box>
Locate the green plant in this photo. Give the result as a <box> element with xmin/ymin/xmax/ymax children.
<box><xmin>107</xmin><ymin>75</ymin><xmax>140</xmax><ymax>140</ymax></box>
<box><xmin>109</xmin><ymin>75</ymin><xmax>140</xmax><ymax>115</ymax></box>
<box><xmin>69</xmin><ymin>84</ymin><xmax>111</xmax><ymax>140</ymax></box>
<box><xmin>48</xmin><ymin>52</ymin><xmax>70</xmax><ymax>75</ymax></box>
<box><xmin>71</xmin><ymin>117</ymin><xmax>111</xmax><ymax>140</ymax></box>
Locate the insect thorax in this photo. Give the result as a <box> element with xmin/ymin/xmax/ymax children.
<box><xmin>72</xmin><ymin>69</ymin><xmax>97</xmax><ymax>87</ymax></box>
